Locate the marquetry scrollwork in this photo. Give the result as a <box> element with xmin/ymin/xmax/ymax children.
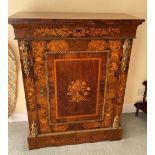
<box><xmin>34</xmin><ymin>27</ymin><xmax>120</xmax><ymax>38</ymax></box>
<box><xmin>112</xmin><ymin>114</ymin><xmax>120</xmax><ymax>128</ymax></box>
<box><xmin>83</xmin><ymin>121</ymin><xmax>102</xmax><ymax>129</ymax></box>
<box><xmin>31</xmin><ymin>121</ymin><xmax>38</xmax><ymax>137</ymax></box>
<box><xmin>19</xmin><ymin>40</ymin><xmax>30</xmax><ymax>77</ymax></box>
<box><xmin>121</xmin><ymin>39</ymin><xmax>131</xmax><ymax>72</ymax></box>
<box><xmin>67</xmin><ymin>80</ymin><xmax>90</xmax><ymax>103</ymax></box>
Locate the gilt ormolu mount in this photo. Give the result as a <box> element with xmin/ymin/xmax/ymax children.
<box><xmin>9</xmin><ymin>12</ymin><xmax>144</xmax><ymax>149</ymax></box>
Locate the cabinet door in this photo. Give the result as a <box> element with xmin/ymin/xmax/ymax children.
<box><xmin>46</xmin><ymin>51</ymin><xmax>109</xmax><ymax>125</ymax></box>
<box><xmin>31</xmin><ymin>39</ymin><xmax>123</xmax><ymax>134</ymax></box>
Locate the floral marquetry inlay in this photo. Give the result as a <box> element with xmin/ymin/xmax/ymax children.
<box><xmin>67</xmin><ymin>80</ymin><xmax>90</xmax><ymax>103</ymax></box>
<box><xmin>34</xmin><ymin>27</ymin><xmax>120</xmax><ymax>38</ymax></box>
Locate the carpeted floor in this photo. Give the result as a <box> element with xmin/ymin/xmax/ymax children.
<box><xmin>8</xmin><ymin>113</ymin><xmax>147</xmax><ymax>155</ymax></box>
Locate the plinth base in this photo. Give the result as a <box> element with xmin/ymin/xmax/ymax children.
<box><xmin>28</xmin><ymin>127</ymin><xmax>122</xmax><ymax>150</ymax></box>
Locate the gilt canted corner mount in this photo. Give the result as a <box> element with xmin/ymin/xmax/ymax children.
<box><xmin>8</xmin><ymin>12</ymin><xmax>144</xmax><ymax>149</ymax></box>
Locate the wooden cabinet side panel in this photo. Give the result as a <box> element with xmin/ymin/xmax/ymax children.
<box><xmin>31</xmin><ymin>41</ymin><xmax>51</xmax><ymax>133</ymax></box>
<box><xmin>18</xmin><ymin>40</ymin><xmax>39</xmax><ymax>136</ymax></box>
<box><xmin>115</xmin><ymin>39</ymin><xmax>133</xmax><ymax>116</ymax></box>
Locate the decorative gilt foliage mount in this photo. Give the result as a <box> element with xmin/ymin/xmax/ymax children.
<box><xmin>121</xmin><ymin>39</ymin><xmax>131</xmax><ymax>72</ymax></box>
<box><xmin>31</xmin><ymin>121</ymin><xmax>38</xmax><ymax>137</ymax></box>
<box><xmin>113</xmin><ymin>115</ymin><xmax>120</xmax><ymax>129</ymax></box>
<box><xmin>19</xmin><ymin>40</ymin><xmax>30</xmax><ymax>77</ymax></box>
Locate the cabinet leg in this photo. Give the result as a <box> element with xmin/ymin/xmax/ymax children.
<box><xmin>135</xmin><ymin>108</ymin><xmax>139</xmax><ymax>116</ymax></box>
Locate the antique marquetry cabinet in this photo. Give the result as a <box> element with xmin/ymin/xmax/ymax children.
<box><xmin>9</xmin><ymin>12</ymin><xmax>144</xmax><ymax>149</ymax></box>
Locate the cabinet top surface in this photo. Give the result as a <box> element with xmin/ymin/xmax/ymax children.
<box><xmin>9</xmin><ymin>12</ymin><xmax>144</xmax><ymax>22</ymax></box>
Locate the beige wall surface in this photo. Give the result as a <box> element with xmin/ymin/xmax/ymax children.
<box><xmin>8</xmin><ymin>0</ymin><xmax>147</xmax><ymax>113</ymax></box>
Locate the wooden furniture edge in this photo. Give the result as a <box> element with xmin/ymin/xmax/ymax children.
<box><xmin>27</xmin><ymin>127</ymin><xmax>122</xmax><ymax>149</ymax></box>
<box><xmin>8</xmin><ymin>12</ymin><xmax>145</xmax><ymax>24</ymax></box>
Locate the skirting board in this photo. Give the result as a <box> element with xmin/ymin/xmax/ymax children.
<box><xmin>8</xmin><ymin>104</ymin><xmax>137</xmax><ymax>122</ymax></box>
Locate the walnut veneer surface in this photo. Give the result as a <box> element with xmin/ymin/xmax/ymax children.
<box><xmin>9</xmin><ymin>12</ymin><xmax>144</xmax><ymax>149</ymax></box>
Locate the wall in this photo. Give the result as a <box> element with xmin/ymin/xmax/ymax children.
<box><xmin>8</xmin><ymin>0</ymin><xmax>147</xmax><ymax>113</ymax></box>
